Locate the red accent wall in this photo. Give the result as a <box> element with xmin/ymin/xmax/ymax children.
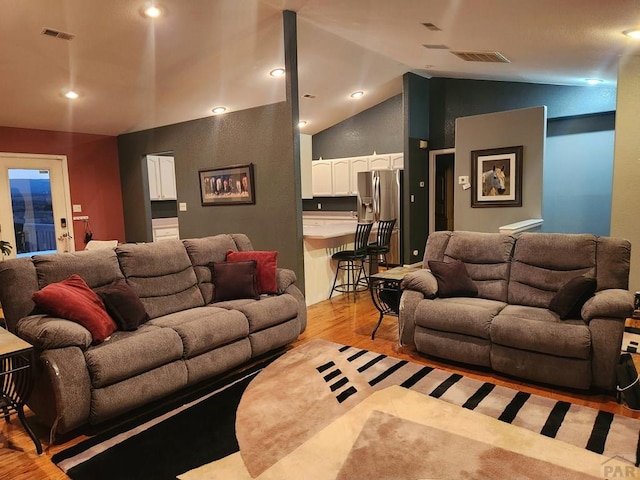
<box><xmin>0</xmin><ymin>126</ymin><xmax>125</xmax><ymax>252</ymax></box>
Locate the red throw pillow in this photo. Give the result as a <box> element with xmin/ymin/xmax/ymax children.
<box><xmin>32</xmin><ymin>274</ymin><xmax>117</xmax><ymax>344</ymax></box>
<box><xmin>226</xmin><ymin>250</ymin><xmax>278</xmax><ymax>294</ymax></box>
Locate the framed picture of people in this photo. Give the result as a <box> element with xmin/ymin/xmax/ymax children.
<box><xmin>199</xmin><ymin>163</ymin><xmax>255</xmax><ymax>206</ymax></box>
<box><xmin>471</xmin><ymin>146</ymin><xmax>523</xmax><ymax>208</ymax></box>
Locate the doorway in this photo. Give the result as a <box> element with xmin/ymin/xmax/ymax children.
<box><xmin>0</xmin><ymin>154</ymin><xmax>74</xmax><ymax>258</ymax></box>
<box><xmin>429</xmin><ymin>148</ymin><xmax>455</xmax><ymax>233</ymax></box>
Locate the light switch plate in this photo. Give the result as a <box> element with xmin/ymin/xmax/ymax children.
<box><xmin>179</xmin><ymin>202</ymin><xmax>187</xmax><ymax>211</ymax></box>
<box><xmin>72</xmin><ymin>204</ymin><xmax>82</xmax><ymax>213</ymax></box>
<box><xmin>458</xmin><ymin>176</ymin><xmax>469</xmax><ymax>185</ymax></box>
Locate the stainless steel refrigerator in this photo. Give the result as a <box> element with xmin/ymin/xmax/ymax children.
<box><xmin>357</xmin><ymin>170</ymin><xmax>402</xmax><ymax>266</ymax></box>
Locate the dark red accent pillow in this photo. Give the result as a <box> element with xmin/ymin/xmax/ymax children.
<box><xmin>95</xmin><ymin>279</ymin><xmax>149</xmax><ymax>331</ymax></box>
<box><xmin>32</xmin><ymin>274</ymin><xmax>117</xmax><ymax>344</ymax></box>
<box><xmin>549</xmin><ymin>276</ymin><xmax>597</xmax><ymax>319</ymax></box>
<box><xmin>226</xmin><ymin>250</ymin><xmax>278</xmax><ymax>294</ymax></box>
<box><xmin>210</xmin><ymin>260</ymin><xmax>259</xmax><ymax>302</ymax></box>
<box><xmin>427</xmin><ymin>260</ymin><xmax>478</xmax><ymax>298</ymax></box>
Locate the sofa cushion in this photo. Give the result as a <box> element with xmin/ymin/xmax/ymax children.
<box><xmin>218</xmin><ymin>294</ymin><xmax>298</xmax><ymax>333</ymax></box>
<box><xmin>33</xmin><ymin>248</ymin><xmax>123</xmax><ymax>289</ymax></box>
<box><xmin>414</xmin><ymin>297</ymin><xmax>506</xmax><ymax>340</ymax></box>
<box><xmin>116</xmin><ymin>240</ymin><xmax>205</xmax><ymax>319</ymax></box>
<box><xmin>440</xmin><ymin>231</ymin><xmax>515</xmax><ymax>302</ymax></box>
<box><xmin>183</xmin><ymin>234</ymin><xmax>240</xmax><ymax>304</ymax></box>
<box><xmin>549</xmin><ymin>276</ymin><xmax>597</xmax><ymax>319</ymax></box>
<box><xmin>428</xmin><ymin>260</ymin><xmax>478</xmax><ymax>298</ymax></box>
<box><xmin>226</xmin><ymin>250</ymin><xmax>278</xmax><ymax>294</ymax></box>
<box><xmin>147</xmin><ymin>307</ymin><xmax>250</xmax><ymax>358</ymax></box>
<box><xmin>490</xmin><ymin>305</ymin><xmax>591</xmax><ymax>359</ymax></box>
<box><xmin>210</xmin><ymin>260</ymin><xmax>259</xmax><ymax>302</ymax></box>
<box><xmin>595</xmin><ymin>237</ymin><xmax>631</xmax><ymax>291</ymax></box>
<box><xmin>32</xmin><ymin>274</ymin><xmax>117</xmax><ymax>344</ymax></box>
<box><xmin>508</xmin><ymin>233</ymin><xmax>596</xmax><ymax>308</ymax></box>
<box><xmin>84</xmin><ymin>325</ymin><xmax>183</xmax><ymax>388</ymax></box>
<box><xmin>95</xmin><ymin>279</ymin><xmax>150</xmax><ymax>330</ymax></box>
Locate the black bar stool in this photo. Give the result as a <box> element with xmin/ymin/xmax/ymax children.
<box><xmin>367</xmin><ymin>218</ymin><xmax>396</xmax><ymax>274</ymax></box>
<box><xmin>329</xmin><ymin>222</ymin><xmax>373</xmax><ymax>301</ymax></box>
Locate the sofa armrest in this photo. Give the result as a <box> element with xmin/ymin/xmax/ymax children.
<box><xmin>581</xmin><ymin>289</ymin><xmax>634</xmax><ymax>321</ymax></box>
<box><xmin>17</xmin><ymin>314</ymin><xmax>92</xmax><ymax>350</ymax></box>
<box><xmin>401</xmin><ymin>269</ymin><xmax>438</xmax><ymax>299</ymax></box>
<box><xmin>276</xmin><ymin>268</ymin><xmax>297</xmax><ymax>294</ymax></box>
<box><xmin>398</xmin><ymin>290</ymin><xmax>425</xmax><ymax>346</ymax></box>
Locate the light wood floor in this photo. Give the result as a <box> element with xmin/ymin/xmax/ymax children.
<box><xmin>2</xmin><ymin>293</ymin><xmax>639</xmax><ymax>480</ymax></box>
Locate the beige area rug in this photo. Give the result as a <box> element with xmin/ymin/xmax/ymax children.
<box><xmin>180</xmin><ymin>339</ymin><xmax>640</xmax><ymax>480</ymax></box>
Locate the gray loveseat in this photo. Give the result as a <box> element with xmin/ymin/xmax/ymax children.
<box><xmin>0</xmin><ymin>234</ymin><xmax>306</xmax><ymax>437</ymax></box>
<box><xmin>399</xmin><ymin>231</ymin><xmax>633</xmax><ymax>391</ymax></box>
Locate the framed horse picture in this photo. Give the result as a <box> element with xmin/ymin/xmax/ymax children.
<box><xmin>471</xmin><ymin>145</ymin><xmax>523</xmax><ymax>208</ymax></box>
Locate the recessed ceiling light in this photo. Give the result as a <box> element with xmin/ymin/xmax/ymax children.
<box><xmin>212</xmin><ymin>107</ymin><xmax>226</xmax><ymax>114</ymax></box>
<box><xmin>298</xmin><ymin>120</ymin><xmax>307</xmax><ymax>127</ymax></box>
<box><xmin>623</xmin><ymin>28</ymin><xmax>640</xmax><ymax>39</ymax></box>
<box><xmin>64</xmin><ymin>90</ymin><xmax>79</xmax><ymax>99</ymax></box>
<box><xmin>350</xmin><ymin>91</ymin><xmax>364</xmax><ymax>99</ymax></box>
<box><xmin>585</xmin><ymin>78</ymin><xmax>603</xmax><ymax>86</ymax></box>
<box><xmin>270</xmin><ymin>68</ymin><xmax>285</xmax><ymax>77</ymax></box>
<box><xmin>141</xmin><ymin>3</ymin><xmax>164</xmax><ymax>18</ymax></box>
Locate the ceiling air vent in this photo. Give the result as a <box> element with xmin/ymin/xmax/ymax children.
<box><xmin>422</xmin><ymin>22</ymin><xmax>442</xmax><ymax>32</ymax></box>
<box><xmin>41</xmin><ymin>28</ymin><xmax>75</xmax><ymax>41</ymax></box>
<box><xmin>423</xmin><ymin>44</ymin><xmax>449</xmax><ymax>50</ymax></box>
<box><xmin>451</xmin><ymin>50</ymin><xmax>509</xmax><ymax>63</ymax></box>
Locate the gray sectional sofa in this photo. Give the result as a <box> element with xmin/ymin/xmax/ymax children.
<box><xmin>0</xmin><ymin>234</ymin><xmax>306</xmax><ymax>437</ymax></box>
<box><xmin>399</xmin><ymin>231</ymin><xmax>633</xmax><ymax>391</ymax></box>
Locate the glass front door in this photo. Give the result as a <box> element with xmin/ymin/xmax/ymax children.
<box><xmin>0</xmin><ymin>155</ymin><xmax>74</xmax><ymax>258</ymax></box>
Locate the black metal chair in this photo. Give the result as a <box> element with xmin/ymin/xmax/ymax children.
<box><xmin>367</xmin><ymin>218</ymin><xmax>396</xmax><ymax>273</ymax></box>
<box><xmin>329</xmin><ymin>222</ymin><xmax>373</xmax><ymax>301</ymax></box>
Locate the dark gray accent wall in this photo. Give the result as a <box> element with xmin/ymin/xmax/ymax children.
<box><xmin>117</xmin><ymin>101</ymin><xmax>302</xmax><ymax>280</ymax></box>
<box><xmin>403</xmin><ymin>73</ymin><xmax>430</xmax><ymax>264</ymax></box>
<box><xmin>312</xmin><ymin>94</ymin><xmax>403</xmax><ymax>159</ymax></box>
<box><xmin>428</xmin><ymin>78</ymin><xmax>617</xmax><ymax>149</ymax></box>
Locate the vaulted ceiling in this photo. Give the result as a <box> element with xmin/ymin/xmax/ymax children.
<box><xmin>1</xmin><ymin>0</ymin><xmax>638</xmax><ymax>136</ymax></box>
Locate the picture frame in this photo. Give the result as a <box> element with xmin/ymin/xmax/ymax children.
<box><xmin>471</xmin><ymin>146</ymin><xmax>523</xmax><ymax>208</ymax></box>
<box><xmin>199</xmin><ymin>163</ymin><xmax>255</xmax><ymax>206</ymax></box>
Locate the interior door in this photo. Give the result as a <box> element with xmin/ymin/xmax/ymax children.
<box><xmin>0</xmin><ymin>154</ymin><xmax>74</xmax><ymax>258</ymax></box>
<box><xmin>435</xmin><ymin>153</ymin><xmax>455</xmax><ymax>231</ymax></box>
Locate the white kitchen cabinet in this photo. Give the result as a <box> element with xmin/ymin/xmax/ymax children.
<box><xmin>300</xmin><ymin>134</ymin><xmax>313</xmax><ymax>199</ymax></box>
<box><xmin>331</xmin><ymin>158</ymin><xmax>351</xmax><ymax>196</ymax></box>
<box><xmin>152</xmin><ymin>217</ymin><xmax>179</xmax><ymax>242</ymax></box>
<box><xmin>147</xmin><ymin>155</ymin><xmax>177</xmax><ymax>201</ymax></box>
<box><xmin>311</xmin><ymin>160</ymin><xmax>333</xmax><ymax>196</ymax></box>
<box><xmin>349</xmin><ymin>156</ymin><xmax>369</xmax><ymax>195</ymax></box>
<box><xmin>391</xmin><ymin>153</ymin><xmax>404</xmax><ymax>170</ymax></box>
<box><xmin>369</xmin><ymin>155</ymin><xmax>391</xmax><ymax>170</ymax></box>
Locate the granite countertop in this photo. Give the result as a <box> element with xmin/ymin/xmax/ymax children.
<box><xmin>303</xmin><ymin>222</ymin><xmax>359</xmax><ymax>239</ymax></box>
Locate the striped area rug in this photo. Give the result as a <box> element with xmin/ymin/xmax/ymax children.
<box><xmin>327</xmin><ymin>341</ymin><xmax>640</xmax><ymax>467</ymax></box>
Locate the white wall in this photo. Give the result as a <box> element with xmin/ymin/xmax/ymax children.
<box><xmin>454</xmin><ymin>106</ymin><xmax>547</xmax><ymax>232</ymax></box>
<box><xmin>611</xmin><ymin>55</ymin><xmax>640</xmax><ymax>291</ymax></box>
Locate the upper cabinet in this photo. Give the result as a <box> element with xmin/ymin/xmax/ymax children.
<box><xmin>311</xmin><ymin>152</ymin><xmax>403</xmax><ymax>197</ymax></box>
<box><xmin>300</xmin><ymin>134</ymin><xmax>313</xmax><ymax>199</ymax></box>
<box><xmin>369</xmin><ymin>155</ymin><xmax>391</xmax><ymax>170</ymax></box>
<box><xmin>331</xmin><ymin>159</ymin><xmax>351</xmax><ymax>196</ymax></box>
<box><xmin>147</xmin><ymin>155</ymin><xmax>177</xmax><ymax>201</ymax></box>
<box><xmin>311</xmin><ymin>160</ymin><xmax>333</xmax><ymax>196</ymax></box>
<box><xmin>349</xmin><ymin>156</ymin><xmax>370</xmax><ymax>196</ymax></box>
<box><xmin>390</xmin><ymin>154</ymin><xmax>404</xmax><ymax>170</ymax></box>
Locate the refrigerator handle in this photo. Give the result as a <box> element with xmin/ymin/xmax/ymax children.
<box><xmin>373</xmin><ymin>173</ymin><xmax>380</xmax><ymax>222</ymax></box>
